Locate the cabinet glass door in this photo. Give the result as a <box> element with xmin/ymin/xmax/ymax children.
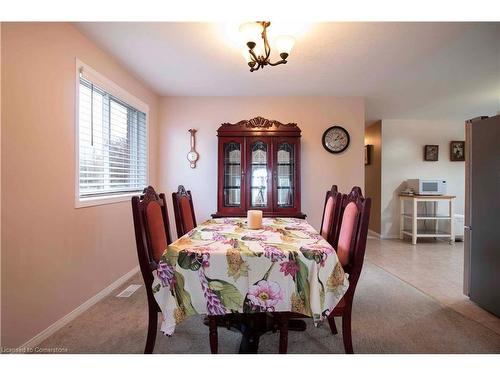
<box><xmin>248</xmin><ymin>139</ymin><xmax>271</xmax><ymax>209</ymax></box>
<box><xmin>223</xmin><ymin>141</ymin><xmax>242</xmax><ymax>207</ymax></box>
<box><xmin>276</xmin><ymin>142</ymin><xmax>295</xmax><ymax>207</ymax></box>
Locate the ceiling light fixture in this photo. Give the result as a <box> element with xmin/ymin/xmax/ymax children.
<box><xmin>239</xmin><ymin>21</ymin><xmax>295</xmax><ymax>72</ymax></box>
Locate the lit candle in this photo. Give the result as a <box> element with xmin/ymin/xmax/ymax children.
<box><xmin>247</xmin><ymin>210</ymin><xmax>263</xmax><ymax>230</ymax></box>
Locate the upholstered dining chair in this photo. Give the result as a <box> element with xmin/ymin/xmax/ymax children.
<box><xmin>172</xmin><ymin>185</ymin><xmax>197</xmax><ymax>238</ymax></box>
<box><xmin>325</xmin><ymin>188</ymin><xmax>371</xmax><ymax>354</ymax></box>
<box><xmin>279</xmin><ymin>188</ymin><xmax>371</xmax><ymax>354</ymax></box>
<box><xmin>319</xmin><ymin>185</ymin><xmax>342</xmax><ymax>247</ymax></box>
<box><xmin>131</xmin><ymin>186</ymin><xmax>172</xmax><ymax>354</ymax></box>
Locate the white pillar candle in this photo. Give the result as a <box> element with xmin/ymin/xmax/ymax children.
<box><xmin>247</xmin><ymin>210</ymin><xmax>263</xmax><ymax>229</ymax></box>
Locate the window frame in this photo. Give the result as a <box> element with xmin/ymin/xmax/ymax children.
<box><xmin>74</xmin><ymin>59</ymin><xmax>150</xmax><ymax>208</ymax></box>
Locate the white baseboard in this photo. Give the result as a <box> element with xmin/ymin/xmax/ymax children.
<box><xmin>368</xmin><ymin>229</ymin><xmax>381</xmax><ymax>238</ymax></box>
<box><xmin>370</xmin><ymin>230</ymin><xmax>400</xmax><ymax>240</ymax></box>
<box><xmin>20</xmin><ymin>266</ymin><xmax>139</xmax><ymax>349</ymax></box>
<box><xmin>381</xmin><ymin>234</ymin><xmax>400</xmax><ymax>239</ymax></box>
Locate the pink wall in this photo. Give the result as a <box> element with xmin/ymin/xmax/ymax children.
<box><xmin>158</xmin><ymin>97</ymin><xmax>365</xmax><ymax>237</ymax></box>
<box><xmin>1</xmin><ymin>23</ymin><xmax>160</xmax><ymax>347</ymax></box>
<box><xmin>0</xmin><ymin>22</ymin><xmax>3</xmax><ymax>343</ymax></box>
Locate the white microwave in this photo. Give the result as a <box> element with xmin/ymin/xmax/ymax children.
<box><xmin>407</xmin><ymin>179</ymin><xmax>447</xmax><ymax>195</ymax></box>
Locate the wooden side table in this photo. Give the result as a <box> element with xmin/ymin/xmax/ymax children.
<box><xmin>399</xmin><ymin>194</ymin><xmax>456</xmax><ymax>245</ymax></box>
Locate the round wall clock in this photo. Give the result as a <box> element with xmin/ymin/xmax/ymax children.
<box><xmin>322</xmin><ymin>126</ymin><xmax>350</xmax><ymax>154</ymax></box>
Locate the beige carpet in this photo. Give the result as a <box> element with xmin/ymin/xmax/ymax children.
<box><xmin>38</xmin><ymin>261</ymin><xmax>500</xmax><ymax>354</ymax></box>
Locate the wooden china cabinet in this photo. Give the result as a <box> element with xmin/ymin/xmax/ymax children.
<box><xmin>213</xmin><ymin>116</ymin><xmax>306</xmax><ymax>219</ymax></box>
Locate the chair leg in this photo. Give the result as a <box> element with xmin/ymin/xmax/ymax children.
<box><xmin>145</xmin><ymin>306</ymin><xmax>158</xmax><ymax>354</ymax></box>
<box><xmin>279</xmin><ymin>315</ymin><xmax>289</xmax><ymax>354</ymax></box>
<box><xmin>208</xmin><ymin>316</ymin><xmax>218</xmax><ymax>354</ymax></box>
<box><xmin>327</xmin><ymin>315</ymin><xmax>338</xmax><ymax>335</ymax></box>
<box><xmin>342</xmin><ymin>306</ymin><xmax>353</xmax><ymax>354</ymax></box>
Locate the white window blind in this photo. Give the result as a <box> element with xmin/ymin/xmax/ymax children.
<box><xmin>78</xmin><ymin>73</ymin><xmax>148</xmax><ymax>199</ymax></box>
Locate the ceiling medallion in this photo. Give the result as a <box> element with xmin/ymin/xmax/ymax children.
<box><xmin>239</xmin><ymin>21</ymin><xmax>295</xmax><ymax>72</ymax></box>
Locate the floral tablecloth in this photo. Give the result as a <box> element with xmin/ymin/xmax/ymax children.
<box><xmin>152</xmin><ymin>217</ymin><xmax>349</xmax><ymax>335</ymax></box>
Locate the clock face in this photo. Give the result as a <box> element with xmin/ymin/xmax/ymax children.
<box><xmin>322</xmin><ymin>126</ymin><xmax>350</xmax><ymax>154</ymax></box>
<box><xmin>187</xmin><ymin>150</ymin><xmax>199</xmax><ymax>162</ymax></box>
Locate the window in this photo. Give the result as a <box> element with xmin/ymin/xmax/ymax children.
<box><xmin>76</xmin><ymin>61</ymin><xmax>148</xmax><ymax>207</ymax></box>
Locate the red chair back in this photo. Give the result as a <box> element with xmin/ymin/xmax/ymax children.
<box><xmin>131</xmin><ymin>186</ymin><xmax>172</xmax><ymax>309</ymax></box>
<box><xmin>336</xmin><ymin>187</ymin><xmax>371</xmax><ymax>298</ymax></box>
<box><xmin>320</xmin><ymin>185</ymin><xmax>342</xmax><ymax>246</ymax></box>
<box><xmin>172</xmin><ymin>185</ymin><xmax>197</xmax><ymax>238</ymax></box>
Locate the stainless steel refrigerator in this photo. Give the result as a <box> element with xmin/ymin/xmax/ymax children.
<box><xmin>464</xmin><ymin>115</ymin><xmax>500</xmax><ymax>317</ymax></box>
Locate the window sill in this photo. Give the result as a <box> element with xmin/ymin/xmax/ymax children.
<box><xmin>75</xmin><ymin>192</ymin><xmax>140</xmax><ymax>208</ymax></box>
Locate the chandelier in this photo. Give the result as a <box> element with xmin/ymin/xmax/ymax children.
<box><xmin>239</xmin><ymin>21</ymin><xmax>295</xmax><ymax>72</ymax></box>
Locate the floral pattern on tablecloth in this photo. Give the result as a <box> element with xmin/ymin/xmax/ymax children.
<box><xmin>152</xmin><ymin>217</ymin><xmax>349</xmax><ymax>335</ymax></box>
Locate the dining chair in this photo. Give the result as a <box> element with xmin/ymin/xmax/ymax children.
<box><xmin>172</xmin><ymin>185</ymin><xmax>197</xmax><ymax>238</ymax></box>
<box><xmin>328</xmin><ymin>186</ymin><xmax>364</xmax><ymax>250</ymax></box>
<box><xmin>325</xmin><ymin>188</ymin><xmax>371</xmax><ymax>354</ymax></box>
<box><xmin>321</xmin><ymin>186</ymin><xmax>363</xmax><ymax>339</ymax></box>
<box><xmin>131</xmin><ymin>186</ymin><xmax>172</xmax><ymax>354</ymax></box>
<box><xmin>279</xmin><ymin>189</ymin><xmax>371</xmax><ymax>354</ymax></box>
<box><xmin>319</xmin><ymin>185</ymin><xmax>342</xmax><ymax>247</ymax></box>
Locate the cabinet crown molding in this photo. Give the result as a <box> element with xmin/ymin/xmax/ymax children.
<box><xmin>219</xmin><ymin>116</ymin><xmax>300</xmax><ymax>136</ymax></box>
<box><xmin>222</xmin><ymin>116</ymin><xmax>297</xmax><ymax>129</ymax></box>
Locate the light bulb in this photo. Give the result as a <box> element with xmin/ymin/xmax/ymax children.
<box><xmin>275</xmin><ymin>35</ymin><xmax>295</xmax><ymax>58</ymax></box>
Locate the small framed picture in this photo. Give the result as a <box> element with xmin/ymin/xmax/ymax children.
<box><xmin>424</xmin><ymin>145</ymin><xmax>439</xmax><ymax>161</ymax></box>
<box><xmin>450</xmin><ymin>141</ymin><xmax>465</xmax><ymax>161</ymax></box>
<box><xmin>364</xmin><ymin>145</ymin><xmax>372</xmax><ymax>165</ymax></box>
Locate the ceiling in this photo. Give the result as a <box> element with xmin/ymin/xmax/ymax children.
<box><xmin>75</xmin><ymin>22</ymin><xmax>500</xmax><ymax>122</ymax></box>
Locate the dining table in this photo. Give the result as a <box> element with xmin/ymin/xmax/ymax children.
<box><xmin>152</xmin><ymin>216</ymin><xmax>349</xmax><ymax>353</ymax></box>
